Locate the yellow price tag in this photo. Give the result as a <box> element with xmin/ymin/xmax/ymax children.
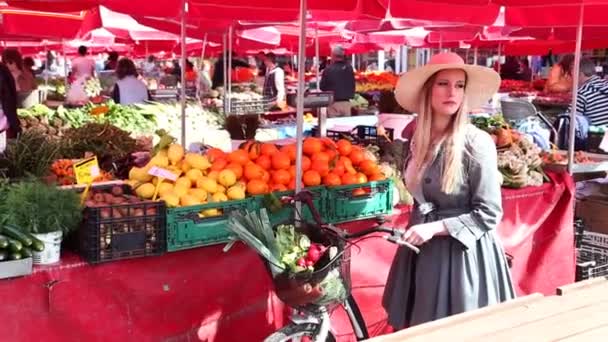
<box><xmin>74</xmin><ymin>156</ymin><xmax>100</xmax><ymax>185</ymax></box>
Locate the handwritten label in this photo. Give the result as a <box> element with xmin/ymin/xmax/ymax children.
<box><xmin>148</xmin><ymin>166</ymin><xmax>178</xmax><ymax>182</ymax></box>
<box><xmin>599</xmin><ymin>131</ymin><xmax>608</xmax><ymax>153</ymax></box>
<box><xmin>74</xmin><ymin>156</ymin><xmax>100</xmax><ymax>185</ymax></box>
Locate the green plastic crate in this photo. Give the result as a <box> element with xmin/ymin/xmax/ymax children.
<box><xmin>166</xmin><ymin>199</ymin><xmax>250</xmax><ymax>252</ymax></box>
<box><xmin>248</xmin><ymin>186</ymin><xmax>328</xmax><ymax>227</ymax></box>
<box><xmin>326</xmin><ymin>179</ymin><xmax>394</xmax><ymax>223</ymax></box>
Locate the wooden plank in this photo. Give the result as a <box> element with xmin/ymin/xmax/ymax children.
<box><xmin>476</xmin><ymin>301</ymin><xmax>608</xmax><ymax>342</ymax></box>
<box><xmin>556</xmin><ymin>324</ymin><xmax>608</xmax><ymax>341</ymax></box>
<box><xmin>370</xmin><ymin>282</ymin><xmax>608</xmax><ymax>342</ymax></box>
<box><xmin>365</xmin><ymin>294</ymin><xmax>545</xmax><ymax>342</ymax></box>
<box><xmin>556</xmin><ymin>277</ymin><xmax>608</xmax><ymax>296</ymax></box>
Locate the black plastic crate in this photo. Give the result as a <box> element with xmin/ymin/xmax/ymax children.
<box><xmin>575</xmin><ymin>229</ymin><xmax>608</xmax><ymax>281</ymax></box>
<box><xmin>79</xmin><ymin>184</ymin><xmax>166</xmax><ymax>264</ymax></box>
<box><xmin>587</xmin><ymin>132</ymin><xmax>608</xmax><ymax>155</ymax></box>
<box><xmin>310</xmin><ymin>125</ymin><xmax>394</xmax><ymax>146</ymax></box>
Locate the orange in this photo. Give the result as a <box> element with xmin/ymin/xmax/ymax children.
<box><xmin>271</xmin><ymin>152</ymin><xmax>291</xmax><ymax>170</ymax></box>
<box><xmin>303</xmin><ymin>138</ymin><xmax>323</xmax><ymax>156</ymax></box>
<box><xmin>303</xmin><ymin>170</ymin><xmax>321</xmax><ymax>187</ymax></box>
<box><xmin>256</xmin><ymin>155</ymin><xmax>272</xmax><ymax>170</ymax></box>
<box><xmin>210</xmin><ymin>158</ymin><xmax>228</xmax><ymax>171</ymax></box>
<box><xmin>340</xmin><ymin>156</ymin><xmax>357</xmax><ymax>175</ymax></box>
<box><xmin>272</xmin><ymin>169</ymin><xmax>291</xmax><ymax>185</ymax></box>
<box><xmin>270</xmin><ymin>183</ymin><xmax>288</xmax><ymax>193</ymax></box>
<box><xmin>225</xmin><ymin>163</ymin><xmax>243</xmax><ymax>179</ymax></box>
<box><xmin>311</xmin><ymin>160</ymin><xmax>330</xmax><ymax>177</ymax></box>
<box><xmin>342</xmin><ymin>173</ymin><xmax>358</xmax><ymax>185</ymax></box>
<box><xmin>247</xmin><ymin>179</ymin><xmax>268</xmax><ymax>195</ymax></box>
<box><xmin>311</xmin><ymin>152</ymin><xmax>330</xmax><ymax>164</ymax></box>
<box><xmin>336</xmin><ymin>139</ymin><xmax>353</xmax><ymax>156</ymax></box>
<box><xmin>352</xmin><ymin>188</ymin><xmax>367</xmax><ymax>196</ymax></box>
<box><xmin>280</xmin><ymin>144</ymin><xmax>297</xmax><ymax>162</ymax></box>
<box><xmin>302</xmin><ymin>156</ymin><xmax>311</xmax><ymax>171</ymax></box>
<box><xmin>332</xmin><ymin>161</ymin><xmax>345</xmax><ymax>176</ymax></box>
<box><xmin>228</xmin><ymin>149</ymin><xmax>249</xmax><ymax>165</ymax></box>
<box><xmin>244</xmin><ymin>163</ymin><xmax>265</xmax><ymax>181</ymax></box>
<box><xmin>206</xmin><ymin>170</ymin><xmax>220</xmax><ymax>181</ymax></box>
<box><xmin>288</xmin><ymin>165</ymin><xmax>298</xmax><ymax>180</ymax></box>
<box><xmin>288</xmin><ymin>179</ymin><xmax>297</xmax><ymax>190</ymax></box>
<box><xmin>261</xmin><ymin>170</ymin><xmax>271</xmax><ymax>183</ymax></box>
<box><xmin>359</xmin><ymin>160</ymin><xmax>379</xmax><ymax>176</ymax></box>
<box><xmin>369</xmin><ymin>173</ymin><xmax>385</xmax><ymax>181</ymax></box>
<box><xmin>355</xmin><ymin>172</ymin><xmax>368</xmax><ymax>184</ymax></box>
<box><xmin>323</xmin><ymin>173</ymin><xmax>342</xmax><ymax>187</ymax></box>
<box><xmin>206</xmin><ymin>148</ymin><xmax>226</xmax><ymax>163</ymax></box>
<box><xmin>260</xmin><ymin>143</ymin><xmax>279</xmax><ymax>156</ymax></box>
<box><xmin>245</xmin><ymin>141</ymin><xmax>262</xmax><ymax>160</ymax></box>
<box><xmin>349</xmin><ymin>150</ymin><xmax>365</xmax><ymax>166</ymax></box>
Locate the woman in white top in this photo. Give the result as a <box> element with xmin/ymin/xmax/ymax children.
<box><xmin>71</xmin><ymin>46</ymin><xmax>96</xmax><ymax>80</ymax></box>
<box><xmin>112</xmin><ymin>58</ymin><xmax>150</xmax><ymax>105</ymax></box>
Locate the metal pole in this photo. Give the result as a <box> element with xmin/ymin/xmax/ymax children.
<box><xmin>315</xmin><ymin>25</ymin><xmax>320</xmax><ymax>91</ymax></box>
<box><xmin>180</xmin><ymin>0</ymin><xmax>188</xmax><ymax>147</ymax></box>
<box><xmin>294</xmin><ymin>0</ymin><xmax>307</xmax><ymax>197</ymax></box>
<box><xmin>201</xmin><ymin>33</ymin><xmax>208</xmax><ymax>61</ymax></box>
<box><xmin>223</xmin><ymin>33</ymin><xmax>227</xmax><ymax>113</ymax></box>
<box><xmin>473</xmin><ymin>47</ymin><xmax>478</xmax><ymax>65</ymax></box>
<box><xmin>568</xmin><ymin>4</ymin><xmax>585</xmax><ymax>174</ymax></box>
<box><xmin>62</xmin><ymin>40</ymin><xmax>68</xmax><ymax>89</ymax></box>
<box><xmin>228</xmin><ymin>25</ymin><xmax>233</xmax><ymax>111</ymax></box>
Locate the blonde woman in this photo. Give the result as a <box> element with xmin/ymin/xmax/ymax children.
<box><xmin>383</xmin><ymin>52</ymin><xmax>515</xmax><ymax>329</ymax></box>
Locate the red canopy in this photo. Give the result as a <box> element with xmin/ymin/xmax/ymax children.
<box><xmin>0</xmin><ymin>4</ymin><xmax>84</xmax><ymax>39</ymax></box>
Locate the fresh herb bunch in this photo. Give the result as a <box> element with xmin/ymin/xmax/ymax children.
<box><xmin>0</xmin><ymin>130</ymin><xmax>61</xmax><ymax>179</ymax></box>
<box><xmin>0</xmin><ymin>181</ymin><xmax>82</xmax><ymax>235</ymax></box>
<box><xmin>60</xmin><ymin>123</ymin><xmax>137</xmax><ymax>174</ymax></box>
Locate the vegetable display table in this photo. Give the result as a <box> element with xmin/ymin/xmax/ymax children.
<box><xmin>0</xmin><ymin>172</ymin><xmax>574</xmax><ymax>341</ymax></box>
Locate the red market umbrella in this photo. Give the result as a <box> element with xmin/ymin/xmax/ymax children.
<box><xmin>0</xmin><ymin>3</ymin><xmax>85</xmax><ymax>39</ymax></box>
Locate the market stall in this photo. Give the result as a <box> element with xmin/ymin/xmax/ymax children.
<box><xmin>0</xmin><ymin>169</ymin><xmax>574</xmax><ymax>341</ymax></box>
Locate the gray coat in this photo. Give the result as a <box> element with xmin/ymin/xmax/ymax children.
<box><xmin>383</xmin><ymin>124</ymin><xmax>515</xmax><ymax>329</ymax></box>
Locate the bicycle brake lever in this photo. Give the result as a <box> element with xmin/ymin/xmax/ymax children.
<box><xmin>385</xmin><ymin>236</ymin><xmax>421</xmax><ymax>254</ymax></box>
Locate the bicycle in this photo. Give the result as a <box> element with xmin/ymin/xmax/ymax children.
<box><xmin>261</xmin><ymin>191</ymin><xmax>420</xmax><ymax>342</ymax></box>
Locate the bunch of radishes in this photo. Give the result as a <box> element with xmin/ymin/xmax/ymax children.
<box><xmin>296</xmin><ymin>243</ymin><xmax>327</xmax><ymax>270</ymax></box>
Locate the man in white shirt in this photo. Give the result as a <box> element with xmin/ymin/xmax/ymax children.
<box><xmin>262</xmin><ymin>53</ymin><xmax>286</xmax><ymax>109</ymax></box>
<box><xmin>71</xmin><ymin>46</ymin><xmax>95</xmax><ymax>80</ymax></box>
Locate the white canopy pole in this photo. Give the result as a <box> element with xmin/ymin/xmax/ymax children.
<box><xmin>295</xmin><ymin>0</ymin><xmax>307</xmax><ymax>197</ymax></box>
<box><xmin>568</xmin><ymin>4</ymin><xmax>585</xmax><ymax>174</ymax></box>
<box><xmin>315</xmin><ymin>24</ymin><xmax>320</xmax><ymax>91</ymax></box>
<box><xmin>180</xmin><ymin>0</ymin><xmax>188</xmax><ymax>147</ymax></box>
<box><xmin>201</xmin><ymin>33</ymin><xmax>208</xmax><ymax>61</ymax></box>
<box><xmin>228</xmin><ymin>25</ymin><xmax>233</xmax><ymax>111</ymax></box>
<box><xmin>222</xmin><ymin>33</ymin><xmax>227</xmax><ymax>112</ymax></box>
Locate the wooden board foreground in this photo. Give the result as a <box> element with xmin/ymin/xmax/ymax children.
<box><xmin>368</xmin><ymin>277</ymin><xmax>608</xmax><ymax>342</ymax></box>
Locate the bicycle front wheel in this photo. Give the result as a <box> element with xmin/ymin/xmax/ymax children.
<box><xmin>264</xmin><ymin>323</ymin><xmax>336</xmax><ymax>342</ymax></box>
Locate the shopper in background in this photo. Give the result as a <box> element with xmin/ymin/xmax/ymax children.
<box><xmin>282</xmin><ymin>62</ymin><xmax>298</xmax><ymax>82</ymax></box>
<box><xmin>573</xmin><ymin>58</ymin><xmax>608</xmax><ymax>127</ymax></box>
<box><xmin>112</xmin><ymin>58</ymin><xmax>149</xmax><ymax>105</ymax></box>
<box><xmin>262</xmin><ymin>53</ymin><xmax>286</xmax><ymax>109</ymax></box>
<box><xmin>518</xmin><ymin>58</ymin><xmax>532</xmax><ymax>82</ymax></box>
<box><xmin>211</xmin><ymin>53</ymin><xmax>251</xmax><ymax>89</ymax></box>
<box><xmin>384</xmin><ymin>52</ymin><xmax>515</xmax><ymax>329</ymax></box>
<box><xmin>0</xmin><ymin>62</ymin><xmax>20</xmax><ymax>141</ymax></box>
<box><xmin>320</xmin><ymin>46</ymin><xmax>356</xmax><ymax>117</ymax></box>
<box><xmin>71</xmin><ymin>45</ymin><xmax>96</xmax><ymax>80</ymax></box>
<box><xmin>2</xmin><ymin>49</ymin><xmax>36</xmax><ymax>93</ymax></box>
<box><xmin>500</xmin><ymin>56</ymin><xmax>520</xmax><ymax>80</ymax></box>
<box><xmin>104</xmin><ymin>51</ymin><xmax>119</xmax><ymax>71</ymax></box>
<box><xmin>545</xmin><ymin>54</ymin><xmax>574</xmax><ymax>93</ymax></box>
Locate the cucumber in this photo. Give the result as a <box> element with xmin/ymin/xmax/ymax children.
<box><xmin>20</xmin><ymin>247</ymin><xmax>32</xmax><ymax>258</ymax></box>
<box><xmin>29</xmin><ymin>236</ymin><xmax>45</xmax><ymax>252</ymax></box>
<box><xmin>0</xmin><ymin>250</ymin><xmax>8</xmax><ymax>261</ymax></box>
<box><xmin>0</xmin><ymin>234</ymin><xmax>9</xmax><ymax>249</ymax></box>
<box><xmin>9</xmin><ymin>252</ymin><xmax>22</xmax><ymax>260</ymax></box>
<box><xmin>7</xmin><ymin>238</ymin><xmax>23</xmax><ymax>253</ymax></box>
<box><xmin>1</xmin><ymin>224</ymin><xmax>33</xmax><ymax>247</ymax></box>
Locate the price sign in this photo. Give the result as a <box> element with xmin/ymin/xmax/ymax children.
<box><xmin>74</xmin><ymin>156</ymin><xmax>100</xmax><ymax>185</ymax></box>
<box><xmin>599</xmin><ymin>131</ymin><xmax>608</xmax><ymax>153</ymax></box>
<box><xmin>148</xmin><ymin>166</ymin><xmax>178</xmax><ymax>182</ymax></box>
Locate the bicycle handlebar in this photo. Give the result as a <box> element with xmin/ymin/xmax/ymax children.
<box><xmin>343</xmin><ymin>225</ymin><xmax>420</xmax><ymax>254</ymax></box>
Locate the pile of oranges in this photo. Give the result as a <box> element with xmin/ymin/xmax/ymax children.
<box><xmin>213</xmin><ymin>138</ymin><xmax>385</xmax><ymax>196</ymax></box>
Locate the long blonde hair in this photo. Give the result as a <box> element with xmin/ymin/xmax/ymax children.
<box><xmin>411</xmin><ymin>72</ymin><xmax>469</xmax><ymax>194</ymax></box>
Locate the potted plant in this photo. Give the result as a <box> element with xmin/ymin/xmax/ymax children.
<box><xmin>0</xmin><ymin>181</ymin><xmax>82</xmax><ymax>264</ymax></box>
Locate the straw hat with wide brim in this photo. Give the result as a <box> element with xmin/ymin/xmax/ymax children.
<box><xmin>394</xmin><ymin>52</ymin><xmax>501</xmax><ymax>113</ymax></box>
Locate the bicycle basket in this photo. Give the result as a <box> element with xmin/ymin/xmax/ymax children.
<box><xmin>268</xmin><ymin>221</ymin><xmax>352</xmax><ymax>310</ymax></box>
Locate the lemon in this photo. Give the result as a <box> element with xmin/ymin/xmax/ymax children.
<box><xmin>216</xmin><ymin>184</ymin><xmax>226</xmax><ymax>194</ymax></box>
<box><xmin>129</xmin><ymin>166</ymin><xmax>153</xmax><ymax>183</ymax></box>
<box><xmin>180</xmin><ymin>194</ymin><xmax>202</xmax><ymax>207</ymax></box>
<box><xmin>175</xmin><ymin>176</ymin><xmax>192</xmax><ymax>189</ymax></box>
<box><xmin>149</xmin><ymin>154</ymin><xmax>169</xmax><ymax>168</ymax></box>
<box><xmin>173</xmin><ymin>185</ymin><xmax>189</xmax><ymax>198</ymax></box>
<box><xmin>168</xmin><ymin>143</ymin><xmax>185</xmax><ymax>166</ymax></box>
<box><xmin>135</xmin><ymin>183</ymin><xmax>155</xmax><ymax>199</ymax></box>
<box><xmin>161</xmin><ymin>192</ymin><xmax>180</xmax><ymax>208</ymax></box>
<box><xmin>185</xmin><ymin>153</ymin><xmax>211</xmax><ymax>170</ymax></box>
<box><xmin>186</xmin><ymin>169</ymin><xmax>204</xmax><ymax>183</ymax></box>
<box><xmin>158</xmin><ymin>182</ymin><xmax>174</xmax><ymax>197</ymax></box>
<box><xmin>188</xmin><ymin>188</ymin><xmax>208</xmax><ymax>202</ymax></box>
<box><xmin>212</xmin><ymin>192</ymin><xmax>228</xmax><ymax>202</ymax></box>
<box><xmin>227</xmin><ymin>186</ymin><xmax>246</xmax><ymax>200</ymax></box>
<box><xmin>206</xmin><ymin>170</ymin><xmax>220</xmax><ymax>181</ymax></box>
<box><xmin>201</xmin><ymin>208</ymin><xmax>221</xmax><ymax>217</ymax></box>
<box><xmin>218</xmin><ymin>169</ymin><xmax>237</xmax><ymax>187</ymax></box>
<box><xmin>197</xmin><ymin>177</ymin><xmax>218</xmax><ymax>193</ymax></box>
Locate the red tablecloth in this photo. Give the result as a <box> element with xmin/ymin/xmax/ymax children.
<box><xmin>0</xmin><ymin>172</ymin><xmax>575</xmax><ymax>341</ymax></box>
